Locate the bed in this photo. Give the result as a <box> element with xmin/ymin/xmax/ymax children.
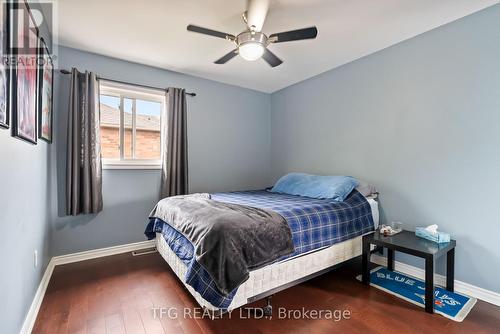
<box><xmin>145</xmin><ymin>188</ymin><xmax>379</xmax><ymax>313</ymax></box>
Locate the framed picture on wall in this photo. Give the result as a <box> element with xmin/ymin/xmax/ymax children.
<box><xmin>38</xmin><ymin>37</ymin><xmax>53</xmax><ymax>143</ymax></box>
<box><xmin>0</xmin><ymin>0</ymin><xmax>11</xmax><ymax>129</ymax></box>
<box><xmin>11</xmin><ymin>0</ymin><xmax>39</xmax><ymax>144</ymax></box>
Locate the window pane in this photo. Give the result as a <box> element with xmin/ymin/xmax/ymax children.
<box><xmin>123</xmin><ymin>98</ymin><xmax>133</xmax><ymax>159</ymax></box>
<box><xmin>100</xmin><ymin>95</ymin><xmax>120</xmax><ymax>159</ymax></box>
<box><xmin>135</xmin><ymin>99</ymin><xmax>161</xmax><ymax>160</ymax></box>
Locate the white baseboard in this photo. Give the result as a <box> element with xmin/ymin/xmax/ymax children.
<box><xmin>20</xmin><ymin>259</ymin><xmax>55</xmax><ymax>334</ymax></box>
<box><xmin>371</xmin><ymin>254</ymin><xmax>500</xmax><ymax>307</ymax></box>
<box><xmin>52</xmin><ymin>240</ymin><xmax>155</xmax><ymax>266</ymax></box>
<box><xmin>20</xmin><ymin>240</ymin><xmax>155</xmax><ymax>334</ymax></box>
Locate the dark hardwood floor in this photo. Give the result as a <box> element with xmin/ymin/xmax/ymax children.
<box><xmin>33</xmin><ymin>251</ymin><xmax>499</xmax><ymax>334</ymax></box>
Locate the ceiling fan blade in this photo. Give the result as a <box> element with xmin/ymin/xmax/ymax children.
<box><xmin>187</xmin><ymin>24</ymin><xmax>235</xmax><ymax>40</ymax></box>
<box><xmin>214</xmin><ymin>49</ymin><xmax>239</xmax><ymax>64</ymax></box>
<box><xmin>245</xmin><ymin>0</ymin><xmax>269</xmax><ymax>32</ymax></box>
<box><xmin>262</xmin><ymin>49</ymin><xmax>283</xmax><ymax>67</ymax></box>
<box><xmin>269</xmin><ymin>27</ymin><xmax>318</xmax><ymax>43</ymax></box>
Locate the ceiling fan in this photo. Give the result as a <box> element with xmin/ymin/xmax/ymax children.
<box><xmin>186</xmin><ymin>0</ymin><xmax>318</xmax><ymax>67</ymax></box>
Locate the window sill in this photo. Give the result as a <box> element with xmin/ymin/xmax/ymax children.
<box><xmin>102</xmin><ymin>163</ymin><xmax>162</xmax><ymax>170</ymax></box>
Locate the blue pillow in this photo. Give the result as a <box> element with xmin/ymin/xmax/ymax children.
<box><xmin>270</xmin><ymin>173</ymin><xmax>359</xmax><ymax>201</ymax></box>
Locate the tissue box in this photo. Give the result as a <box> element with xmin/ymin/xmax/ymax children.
<box><xmin>415</xmin><ymin>227</ymin><xmax>451</xmax><ymax>244</ymax></box>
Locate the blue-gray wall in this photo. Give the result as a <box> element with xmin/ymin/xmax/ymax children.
<box><xmin>270</xmin><ymin>5</ymin><xmax>500</xmax><ymax>293</ymax></box>
<box><xmin>0</xmin><ymin>2</ymin><xmax>53</xmax><ymax>333</ymax></box>
<box><xmin>0</xmin><ymin>133</ymin><xmax>52</xmax><ymax>334</ymax></box>
<box><xmin>51</xmin><ymin>46</ymin><xmax>272</xmax><ymax>256</ymax></box>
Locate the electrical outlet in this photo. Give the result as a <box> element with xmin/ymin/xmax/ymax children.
<box><xmin>34</xmin><ymin>250</ymin><xmax>38</xmax><ymax>268</ymax></box>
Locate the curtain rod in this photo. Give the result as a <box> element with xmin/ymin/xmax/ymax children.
<box><xmin>58</xmin><ymin>69</ymin><xmax>196</xmax><ymax>97</ymax></box>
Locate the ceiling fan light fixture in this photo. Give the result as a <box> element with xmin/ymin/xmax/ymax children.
<box><xmin>236</xmin><ymin>31</ymin><xmax>267</xmax><ymax>61</ymax></box>
<box><xmin>239</xmin><ymin>42</ymin><xmax>265</xmax><ymax>61</ymax></box>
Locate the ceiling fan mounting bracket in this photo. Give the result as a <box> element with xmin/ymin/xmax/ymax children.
<box><xmin>267</xmin><ymin>36</ymin><xmax>278</xmax><ymax>43</ymax></box>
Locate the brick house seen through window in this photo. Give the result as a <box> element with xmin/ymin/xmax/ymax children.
<box><xmin>99</xmin><ymin>81</ymin><xmax>164</xmax><ymax>168</ymax></box>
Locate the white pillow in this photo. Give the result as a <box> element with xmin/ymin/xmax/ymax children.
<box><xmin>356</xmin><ymin>179</ymin><xmax>378</xmax><ymax>197</ymax></box>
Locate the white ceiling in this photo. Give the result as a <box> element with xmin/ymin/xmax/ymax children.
<box><xmin>55</xmin><ymin>0</ymin><xmax>500</xmax><ymax>93</ymax></box>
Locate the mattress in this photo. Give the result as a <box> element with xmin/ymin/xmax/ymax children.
<box><xmin>156</xmin><ymin>231</ymin><xmax>366</xmax><ymax>311</ymax></box>
<box><xmin>367</xmin><ymin>197</ymin><xmax>379</xmax><ymax>229</ymax></box>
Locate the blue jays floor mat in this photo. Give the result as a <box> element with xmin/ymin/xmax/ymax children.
<box><xmin>357</xmin><ymin>266</ymin><xmax>476</xmax><ymax>322</ymax></box>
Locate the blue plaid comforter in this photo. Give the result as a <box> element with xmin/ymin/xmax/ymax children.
<box><xmin>145</xmin><ymin>189</ymin><xmax>374</xmax><ymax>309</ymax></box>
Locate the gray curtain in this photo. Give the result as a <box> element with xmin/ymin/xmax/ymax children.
<box><xmin>66</xmin><ymin>68</ymin><xmax>103</xmax><ymax>215</ymax></box>
<box><xmin>160</xmin><ymin>88</ymin><xmax>188</xmax><ymax>198</ymax></box>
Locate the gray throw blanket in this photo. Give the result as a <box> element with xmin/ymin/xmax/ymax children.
<box><xmin>150</xmin><ymin>193</ymin><xmax>295</xmax><ymax>295</ymax></box>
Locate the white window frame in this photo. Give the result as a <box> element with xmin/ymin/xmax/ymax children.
<box><xmin>99</xmin><ymin>80</ymin><xmax>165</xmax><ymax>170</ymax></box>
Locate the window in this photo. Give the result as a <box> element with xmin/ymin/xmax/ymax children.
<box><xmin>99</xmin><ymin>80</ymin><xmax>164</xmax><ymax>169</ymax></box>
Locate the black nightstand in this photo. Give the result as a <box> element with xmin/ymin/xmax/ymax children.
<box><xmin>362</xmin><ymin>230</ymin><xmax>456</xmax><ymax>313</ymax></box>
